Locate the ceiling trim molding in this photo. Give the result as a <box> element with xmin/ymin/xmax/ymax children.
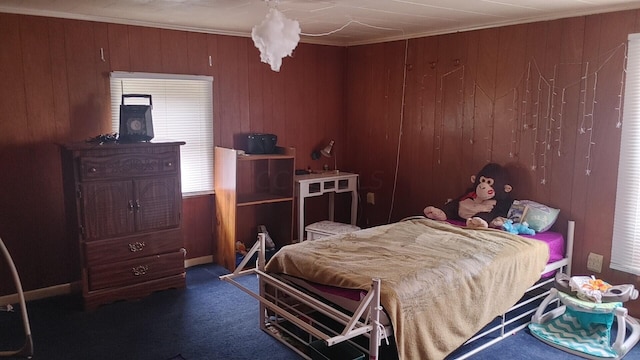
<box><xmin>2</xmin><ymin>3</ymin><xmax>640</xmax><ymax>48</ymax></box>
<box><xmin>0</xmin><ymin>5</ymin><xmax>344</xmax><ymax>46</ymax></box>
<box><xmin>344</xmin><ymin>4</ymin><xmax>640</xmax><ymax>46</ymax></box>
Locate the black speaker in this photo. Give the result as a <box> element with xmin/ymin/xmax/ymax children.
<box><xmin>119</xmin><ymin>94</ymin><xmax>154</xmax><ymax>142</ymax></box>
<box><xmin>246</xmin><ymin>133</ymin><xmax>277</xmax><ymax>154</ymax></box>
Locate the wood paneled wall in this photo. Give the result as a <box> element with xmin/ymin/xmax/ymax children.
<box><xmin>0</xmin><ymin>13</ymin><xmax>346</xmax><ymax>295</ymax></box>
<box><xmin>345</xmin><ymin>10</ymin><xmax>640</xmax><ymax>315</ymax></box>
<box><xmin>3</xmin><ymin>8</ymin><xmax>640</xmax><ymax>317</ymax></box>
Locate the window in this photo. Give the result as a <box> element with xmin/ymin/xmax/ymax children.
<box><xmin>612</xmin><ymin>33</ymin><xmax>640</xmax><ymax>275</ymax></box>
<box><xmin>110</xmin><ymin>72</ymin><xmax>214</xmax><ymax>196</ymax></box>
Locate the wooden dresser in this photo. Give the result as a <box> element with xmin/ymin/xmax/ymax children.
<box><xmin>60</xmin><ymin>141</ymin><xmax>186</xmax><ymax>309</ymax></box>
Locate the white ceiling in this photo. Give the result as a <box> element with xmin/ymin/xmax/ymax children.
<box><xmin>2</xmin><ymin>0</ymin><xmax>640</xmax><ymax>46</ymax></box>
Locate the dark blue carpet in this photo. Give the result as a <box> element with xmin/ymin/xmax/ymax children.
<box><xmin>0</xmin><ymin>264</ymin><xmax>298</xmax><ymax>360</ymax></box>
<box><xmin>1</xmin><ymin>263</ymin><xmax>639</xmax><ymax>359</ymax></box>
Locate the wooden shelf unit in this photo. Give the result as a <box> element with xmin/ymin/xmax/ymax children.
<box><xmin>214</xmin><ymin>146</ymin><xmax>295</xmax><ymax>271</ymax></box>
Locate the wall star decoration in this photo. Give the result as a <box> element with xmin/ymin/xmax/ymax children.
<box><xmin>428</xmin><ymin>42</ymin><xmax>626</xmax><ymax>184</ymax></box>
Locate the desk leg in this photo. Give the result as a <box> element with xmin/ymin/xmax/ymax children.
<box><xmin>351</xmin><ymin>190</ymin><xmax>357</xmax><ymax>225</ymax></box>
<box><xmin>298</xmin><ymin>195</ymin><xmax>305</xmax><ymax>242</ymax></box>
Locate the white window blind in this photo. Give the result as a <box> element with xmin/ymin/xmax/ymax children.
<box><xmin>612</xmin><ymin>33</ymin><xmax>640</xmax><ymax>275</ymax></box>
<box><xmin>110</xmin><ymin>72</ymin><xmax>214</xmax><ymax>195</ymax></box>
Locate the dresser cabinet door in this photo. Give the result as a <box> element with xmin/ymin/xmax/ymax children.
<box><xmin>80</xmin><ymin>180</ymin><xmax>135</xmax><ymax>240</ymax></box>
<box><xmin>134</xmin><ymin>176</ymin><xmax>181</xmax><ymax>232</ymax></box>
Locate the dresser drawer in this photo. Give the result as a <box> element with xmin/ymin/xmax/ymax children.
<box><xmin>88</xmin><ymin>250</ymin><xmax>185</xmax><ymax>291</ymax></box>
<box><xmin>84</xmin><ymin>229</ymin><xmax>182</xmax><ymax>265</ymax></box>
<box><xmin>79</xmin><ymin>151</ymin><xmax>179</xmax><ymax>181</ymax></box>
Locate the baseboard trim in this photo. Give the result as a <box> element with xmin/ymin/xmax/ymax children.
<box><xmin>0</xmin><ymin>257</ymin><xmax>215</xmax><ymax>305</ymax></box>
<box><xmin>0</xmin><ymin>282</ymin><xmax>76</xmax><ymax>305</ymax></box>
<box><xmin>185</xmin><ymin>255</ymin><xmax>214</xmax><ymax>268</ymax></box>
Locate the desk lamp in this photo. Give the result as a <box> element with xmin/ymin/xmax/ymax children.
<box><xmin>320</xmin><ymin>140</ymin><xmax>338</xmax><ymax>173</ymax></box>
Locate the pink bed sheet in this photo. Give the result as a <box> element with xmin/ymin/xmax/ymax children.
<box><xmin>445</xmin><ymin>219</ymin><xmax>565</xmax><ymax>265</ymax></box>
<box><xmin>304</xmin><ymin>221</ymin><xmax>565</xmax><ymax>301</ymax></box>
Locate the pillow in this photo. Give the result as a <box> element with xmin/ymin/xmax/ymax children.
<box><xmin>507</xmin><ymin>200</ymin><xmax>560</xmax><ymax>232</ymax></box>
<box><xmin>506</xmin><ymin>200</ymin><xmax>527</xmax><ymax>223</ymax></box>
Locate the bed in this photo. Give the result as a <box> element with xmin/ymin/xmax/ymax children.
<box><xmin>221</xmin><ymin>217</ymin><xmax>574</xmax><ymax>360</ymax></box>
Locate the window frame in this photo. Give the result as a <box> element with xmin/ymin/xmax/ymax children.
<box><xmin>109</xmin><ymin>71</ymin><xmax>214</xmax><ymax>197</ymax></box>
<box><xmin>611</xmin><ymin>33</ymin><xmax>640</xmax><ymax>275</ymax></box>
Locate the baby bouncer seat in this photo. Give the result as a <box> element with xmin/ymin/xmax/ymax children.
<box><xmin>0</xmin><ymin>237</ymin><xmax>33</xmax><ymax>358</ymax></box>
<box><xmin>529</xmin><ymin>273</ymin><xmax>640</xmax><ymax>359</ymax></box>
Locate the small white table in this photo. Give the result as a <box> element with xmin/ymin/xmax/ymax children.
<box><xmin>295</xmin><ymin>171</ymin><xmax>358</xmax><ymax>242</ymax></box>
<box><xmin>305</xmin><ymin>220</ymin><xmax>361</xmax><ymax>241</ymax></box>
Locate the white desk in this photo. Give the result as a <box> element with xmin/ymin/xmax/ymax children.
<box><xmin>295</xmin><ymin>171</ymin><xmax>358</xmax><ymax>242</ymax></box>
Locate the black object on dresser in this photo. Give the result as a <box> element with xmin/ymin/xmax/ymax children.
<box><xmin>60</xmin><ymin>141</ymin><xmax>186</xmax><ymax>310</ymax></box>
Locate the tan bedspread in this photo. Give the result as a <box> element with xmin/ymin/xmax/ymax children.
<box><xmin>265</xmin><ymin>218</ymin><xmax>550</xmax><ymax>360</ymax></box>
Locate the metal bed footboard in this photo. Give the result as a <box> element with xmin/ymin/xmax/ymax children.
<box><xmin>220</xmin><ymin>234</ymin><xmax>389</xmax><ymax>360</ymax></box>
<box><xmin>221</xmin><ymin>220</ymin><xmax>575</xmax><ymax>360</ymax></box>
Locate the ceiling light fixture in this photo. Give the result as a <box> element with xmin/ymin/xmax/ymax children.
<box><xmin>251</xmin><ymin>1</ymin><xmax>300</xmax><ymax>72</ymax></box>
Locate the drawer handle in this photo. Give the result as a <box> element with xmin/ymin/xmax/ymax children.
<box><xmin>128</xmin><ymin>200</ymin><xmax>135</xmax><ymax>212</ymax></box>
<box><xmin>88</xmin><ymin>167</ymin><xmax>97</xmax><ymax>173</ymax></box>
<box><xmin>132</xmin><ymin>265</ymin><xmax>149</xmax><ymax>276</ymax></box>
<box><xmin>135</xmin><ymin>200</ymin><xmax>141</xmax><ymax>210</ymax></box>
<box><xmin>128</xmin><ymin>241</ymin><xmax>146</xmax><ymax>252</ymax></box>
<box><xmin>166</xmin><ymin>161</ymin><xmax>173</xmax><ymax>167</ymax></box>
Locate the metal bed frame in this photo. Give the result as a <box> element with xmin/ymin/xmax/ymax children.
<box><xmin>220</xmin><ymin>220</ymin><xmax>575</xmax><ymax>360</ymax></box>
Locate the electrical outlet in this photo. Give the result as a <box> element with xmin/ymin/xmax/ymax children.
<box><xmin>587</xmin><ymin>252</ymin><xmax>604</xmax><ymax>273</ymax></box>
<box><xmin>366</xmin><ymin>192</ymin><xmax>375</xmax><ymax>205</ymax></box>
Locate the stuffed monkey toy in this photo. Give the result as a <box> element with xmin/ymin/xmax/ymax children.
<box><xmin>423</xmin><ymin>163</ymin><xmax>513</xmax><ymax>228</ymax></box>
